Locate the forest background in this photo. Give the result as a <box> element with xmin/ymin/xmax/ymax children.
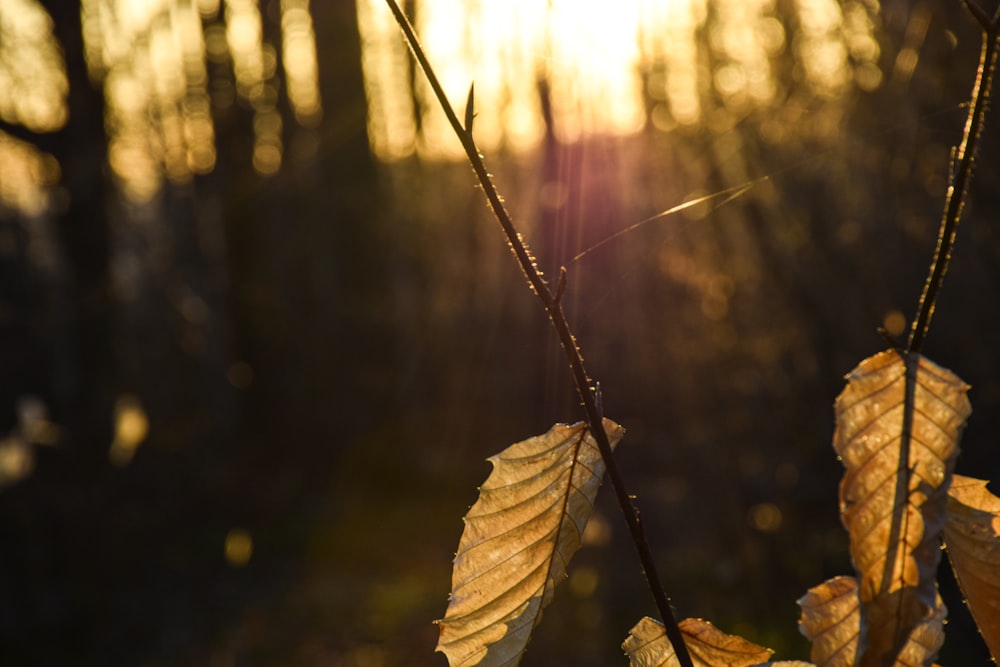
<box><xmin>0</xmin><ymin>0</ymin><xmax>998</xmax><ymax>665</ymax></box>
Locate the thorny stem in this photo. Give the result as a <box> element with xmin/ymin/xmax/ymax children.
<box><xmin>382</xmin><ymin>1</ymin><xmax>694</xmax><ymax>665</ymax></box>
<box><xmin>908</xmin><ymin>3</ymin><xmax>1000</xmax><ymax>353</ymax></box>
<box><xmin>877</xmin><ymin>6</ymin><xmax>998</xmax><ymax>663</ymax></box>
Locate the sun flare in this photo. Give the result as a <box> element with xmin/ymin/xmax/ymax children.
<box><xmin>357</xmin><ymin>0</ymin><xmax>881</xmax><ymax>161</ymax></box>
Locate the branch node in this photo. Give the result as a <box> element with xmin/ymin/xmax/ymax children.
<box><xmin>553</xmin><ymin>266</ymin><xmax>568</xmax><ymax>305</ymax></box>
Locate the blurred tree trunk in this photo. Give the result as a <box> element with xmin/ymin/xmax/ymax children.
<box><xmin>221</xmin><ymin>0</ymin><xmax>381</xmax><ymax>494</ymax></box>
<box><xmin>39</xmin><ymin>0</ymin><xmax>114</xmax><ymax>464</ymax></box>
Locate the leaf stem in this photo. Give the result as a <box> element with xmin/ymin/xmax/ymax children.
<box><xmin>908</xmin><ymin>5</ymin><xmax>1000</xmax><ymax>353</ymax></box>
<box><xmin>382</xmin><ymin>1</ymin><xmax>694</xmax><ymax>665</ymax></box>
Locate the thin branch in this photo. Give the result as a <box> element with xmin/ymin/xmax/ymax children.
<box><xmin>381</xmin><ymin>1</ymin><xmax>693</xmax><ymax>665</ymax></box>
<box><xmin>908</xmin><ymin>8</ymin><xmax>1000</xmax><ymax>352</ymax></box>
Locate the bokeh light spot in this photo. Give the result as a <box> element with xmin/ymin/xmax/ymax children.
<box><xmin>109</xmin><ymin>395</ymin><xmax>149</xmax><ymax>467</ymax></box>
<box><xmin>748</xmin><ymin>502</ymin><xmax>783</xmax><ymax>533</ymax></box>
<box><xmin>225</xmin><ymin>528</ymin><xmax>253</xmax><ymax>567</ymax></box>
<box><xmin>569</xmin><ymin>565</ymin><xmax>600</xmax><ymax>598</ymax></box>
<box><xmin>883</xmin><ymin>310</ymin><xmax>907</xmax><ymax>338</ymax></box>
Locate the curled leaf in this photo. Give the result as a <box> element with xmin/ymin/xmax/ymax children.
<box><xmin>623</xmin><ymin>616</ymin><xmax>775</xmax><ymax>667</ymax></box>
<box><xmin>798</xmin><ymin>575</ymin><xmax>944</xmax><ymax>667</ymax></box>
<box><xmin>944</xmin><ymin>474</ymin><xmax>1000</xmax><ymax>661</ymax></box>
<box><xmin>833</xmin><ymin>350</ymin><xmax>969</xmax><ymax>664</ymax></box>
<box><xmin>436</xmin><ymin>419</ymin><xmax>624</xmax><ymax>667</ymax></box>
<box><xmin>798</xmin><ymin>576</ymin><xmax>861</xmax><ymax>667</ymax></box>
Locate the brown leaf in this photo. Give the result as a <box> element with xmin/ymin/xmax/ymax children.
<box><xmin>798</xmin><ymin>575</ymin><xmax>945</xmax><ymax>667</ymax></box>
<box><xmin>944</xmin><ymin>474</ymin><xmax>1000</xmax><ymax>661</ymax></box>
<box><xmin>833</xmin><ymin>351</ymin><xmax>969</xmax><ymax>664</ymax></box>
<box><xmin>436</xmin><ymin>419</ymin><xmax>624</xmax><ymax>667</ymax></box>
<box><xmin>798</xmin><ymin>576</ymin><xmax>861</xmax><ymax>667</ymax></box>
<box><xmin>623</xmin><ymin>616</ymin><xmax>776</xmax><ymax>667</ymax></box>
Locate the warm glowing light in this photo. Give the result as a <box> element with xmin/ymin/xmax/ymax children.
<box><xmin>224</xmin><ymin>0</ymin><xmax>284</xmax><ymax>175</ymax></box>
<box><xmin>77</xmin><ymin>0</ymin><xmax>319</xmax><ymax>198</ymax></box>
<box><xmin>109</xmin><ymin>394</ymin><xmax>149</xmax><ymax>467</ymax></box>
<box><xmin>224</xmin><ymin>528</ymin><xmax>253</xmax><ymax>567</ymax></box>
<box><xmin>197</xmin><ymin>0</ymin><xmax>220</xmax><ymax>19</ymax></box>
<box><xmin>748</xmin><ymin>502</ymin><xmax>783</xmax><ymax>533</ymax></box>
<box><xmin>640</xmin><ymin>0</ymin><xmax>707</xmax><ymax>128</ymax></box>
<box><xmin>0</xmin><ymin>132</ymin><xmax>60</xmax><ymax>215</ymax></box>
<box><xmin>709</xmin><ymin>0</ymin><xmax>781</xmax><ymax>112</ymax></box>
<box><xmin>358</xmin><ymin>0</ymin><xmax>882</xmax><ymax>162</ymax></box>
<box><xmin>0</xmin><ymin>439</ymin><xmax>34</xmax><ymax>488</ymax></box>
<box><xmin>883</xmin><ymin>309</ymin><xmax>907</xmax><ymax>338</ymax></box>
<box><xmin>794</xmin><ymin>0</ymin><xmax>850</xmax><ymax>96</ymax></box>
<box><xmin>225</xmin><ymin>0</ymin><xmax>264</xmax><ymax>96</ymax></box>
<box><xmin>0</xmin><ymin>396</ymin><xmax>60</xmax><ymax>488</ymax></box>
<box><xmin>17</xmin><ymin>396</ymin><xmax>60</xmax><ymax>446</ymax></box>
<box><xmin>0</xmin><ymin>0</ymin><xmax>68</xmax><ymax>132</ymax></box>
<box><xmin>546</xmin><ymin>0</ymin><xmax>645</xmax><ymax>142</ymax></box>
<box><xmin>281</xmin><ymin>0</ymin><xmax>323</xmax><ymax>126</ymax></box>
<box><xmin>84</xmin><ymin>0</ymin><xmax>219</xmax><ymax>200</ymax></box>
<box><xmin>581</xmin><ymin>512</ymin><xmax>612</xmax><ymax>547</ymax></box>
<box><xmin>357</xmin><ymin>0</ymin><xmax>418</xmax><ymax>160</ymax></box>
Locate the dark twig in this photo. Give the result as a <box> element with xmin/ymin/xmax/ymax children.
<box><xmin>908</xmin><ymin>4</ymin><xmax>999</xmax><ymax>352</ymax></box>
<box><xmin>382</xmin><ymin>1</ymin><xmax>693</xmax><ymax>664</ymax></box>
<box><xmin>553</xmin><ymin>266</ymin><xmax>568</xmax><ymax>305</ymax></box>
<box><xmin>886</xmin><ymin>9</ymin><xmax>997</xmax><ymax>661</ymax></box>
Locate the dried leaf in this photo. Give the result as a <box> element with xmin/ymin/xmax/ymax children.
<box><xmin>623</xmin><ymin>616</ymin><xmax>776</xmax><ymax>667</ymax></box>
<box><xmin>436</xmin><ymin>419</ymin><xmax>624</xmax><ymax>667</ymax></box>
<box><xmin>798</xmin><ymin>576</ymin><xmax>861</xmax><ymax>667</ymax></box>
<box><xmin>833</xmin><ymin>350</ymin><xmax>969</xmax><ymax>664</ymax></box>
<box><xmin>798</xmin><ymin>575</ymin><xmax>944</xmax><ymax>667</ymax></box>
<box><xmin>944</xmin><ymin>474</ymin><xmax>1000</xmax><ymax>661</ymax></box>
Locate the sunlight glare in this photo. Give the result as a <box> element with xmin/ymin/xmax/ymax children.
<box><xmin>357</xmin><ymin>0</ymin><xmax>418</xmax><ymax>160</ymax></box>
<box><xmin>437</xmin><ymin>0</ymin><xmax>545</xmax><ymax>153</ymax></box>
<box><xmin>280</xmin><ymin>0</ymin><xmax>323</xmax><ymax>127</ymax></box>
<box><xmin>359</xmin><ymin>0</ymin><xmax>883</xmax><ymax>162</ymax></box>
<box><xmin>414</xmin><ymin>0</ymin><xmax>481</xmax><ymax>158</ymax></box>
<box><xmin>546</xmin><ymin>0</ymin><xmax>645</xmax><ymax>142</ymax></box>
<box><xmin>795</xmin><ymin>0</ymin><xmax>849</xmax><ymax>96</ymax></box>
<box><xmin>0</xmin><ymin>0</ymin><xmax>68</xmax><ymax>133</ymax></box>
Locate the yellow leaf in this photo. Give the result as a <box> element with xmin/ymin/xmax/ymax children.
<box><xmin>798</xmin><ymin>576</ymin><xmax>944</xmax><ymax>667</ymax></box>
<box><xmin>944</xmin><ymin>474</ymin><xmax>1000</xmax><ymax>661</ymax></box>
<box><xmin>436</xmin><ymin>419</ymin><xmax>624</xmax><ymax>667</ymax></box>
<box><xmin>833</xmin><ymin>350</ymin><xmax>969</xmax><ymax>664</ymax></box>
<box><xmin>623</xmin><ymin>616</ymin><xmax>776</xmax><ymax>667</ymax></box>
